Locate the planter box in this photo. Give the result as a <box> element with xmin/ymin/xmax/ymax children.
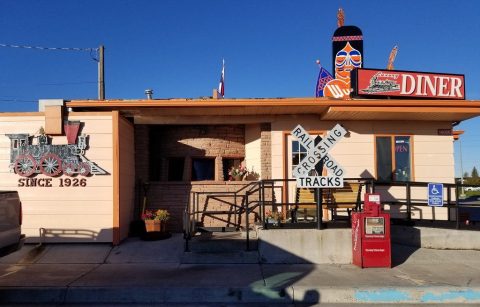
<box><xmin>144</xmin><ymin>220</ymin><xmax>167</xmax><ymax>233</ymax></box>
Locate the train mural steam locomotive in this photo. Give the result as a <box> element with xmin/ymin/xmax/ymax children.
<box><xmin>6</xmin><ymin>121</ymin><xmax>106</xmax><ymax>177</ymax></box>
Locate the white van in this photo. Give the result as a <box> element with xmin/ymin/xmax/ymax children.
<box><xmin>0</xmin><ymin>191</ymin><xmax>25</xmax><ymax>256</ymax></box>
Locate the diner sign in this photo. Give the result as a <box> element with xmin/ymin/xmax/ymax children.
<box><xmin>352</xmin><ymin>68</ymin><xmax>465</xmax><ymax>100</ymax></box>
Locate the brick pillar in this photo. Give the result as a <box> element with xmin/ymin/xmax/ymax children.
<box><xmin>260</xmin><ymin>123</ymin><xmax>272</xmax><ymax>179</ymax></box>
<box><xmin>215</xmin><ymin>156</ymin><xmax>223</xmax><ymax>181</ymax></box>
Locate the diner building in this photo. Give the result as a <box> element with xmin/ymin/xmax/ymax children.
<box><xmin>1</xmin><ymin>96</ymin><xmax>479</xmax><ymax>244</ymax></box>
<box><xmin>2</xmin><ymin>10</ymin><xmax>479</xmax><ymax>245</ymax></box>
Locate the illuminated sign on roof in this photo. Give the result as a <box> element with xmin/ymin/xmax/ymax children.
<box><xmin>352</xmin><ymin>68</ymin><xmax>465</xmax><ymax>100</ymax></box>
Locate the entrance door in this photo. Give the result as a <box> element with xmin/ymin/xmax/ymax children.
<box><xmin>284</xmin><ymin>132</ymin><xmax>325</xmax><ymax>222</ymax></box>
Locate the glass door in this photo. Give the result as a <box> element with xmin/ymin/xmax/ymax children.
<box><xmin>285</xmin><ymin>132</ymin><xmax>325</xmax><ymax>223</ymax></box>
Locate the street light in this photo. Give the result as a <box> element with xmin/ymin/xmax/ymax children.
<box><xmin>459</xmin><ymin>136</ymin><xmax>465</xmax><ymax>197</ymax></box>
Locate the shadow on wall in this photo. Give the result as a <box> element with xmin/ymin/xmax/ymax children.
<box><xmin>25</xmin><ymin>228</ymin><xmax>113</xmax><ymax>243</ymax></box>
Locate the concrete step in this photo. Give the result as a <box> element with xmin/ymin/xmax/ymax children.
<box><xmin>188</xmin><ymin>230</ymin><xmax>258</xmax><ymax>253</ymax></box>
<box><xmin>181</xmin><ymin>250</ymin><xmax>260</xmax><ymax>264</ymax></box>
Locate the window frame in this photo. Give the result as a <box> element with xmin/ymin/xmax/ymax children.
<box><xmin>287</xmin><ymin>130</ymin><xmax>326</xmax><ymax>178</ymax></box>
<box><xmin>222</xmin><ymin>157</ymin><xmax>244</xmax><ymax>181</ymax></box>
<box><xmin>191</xmin><ymin>157</ymin><xmax>216</xmax><ymax>181</ymax></box>
<box><xmin>374</xmin><ymin>134</ymin><xmax>414</xmax><ymax>182</ymax></box>
<box><xmin>282</xmin><ymin>130</ymin><xmax>325</xmax><ymax>205</ymax></box>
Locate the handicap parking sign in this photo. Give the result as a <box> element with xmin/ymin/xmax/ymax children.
<box><xmin>428</xmin><ymin>183</ymin><xmax>443</xmax><ymax>207</ymax></box>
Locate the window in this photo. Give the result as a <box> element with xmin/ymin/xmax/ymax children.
<box><xmin>192</xmin><ymin>158</ymin><xmax>215</xmax><ymax>181</ymax></box>
<box><xmin>168</xmin><ymin>158</ymin><xmax>185</xmax><ymax>181</ymax></box>
<box><xmin>291</xmin><ymin>141</ymin><xmax>307</xmax><ymax>176</ymax></box>
<box><xmin>376</xmin><ymin>136</ymin><xmax>412</xmax><ymax>182</ymax></box>
<box><xmin>223</xmin><ymin>158</ymin><xmax>243</xmax><ymax>181</ymax></box>
<box><xmin>291</xmin><ymin>135</ymin><xmax>323</xmax><ymax>177</ymax></box>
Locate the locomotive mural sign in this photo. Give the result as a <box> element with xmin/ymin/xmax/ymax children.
<box><xmin>6</xmin><ymin>121</ymin><xmax>107</xmax><ymax>178</ymax></box>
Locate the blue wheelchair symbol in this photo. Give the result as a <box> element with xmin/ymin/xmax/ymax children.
<box><xmin>428</xmin><ymin>183</ymin><xmax>443</xmax><ymax>207</ymax></box>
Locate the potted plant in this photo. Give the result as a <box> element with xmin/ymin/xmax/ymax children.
<box><xmin>142</xmin><ymin>209</ymin><xmax>170</xmax><ymax>232</ymax></box>
<box><xmin>265</xmin><ymin>209</ymin><xmax>281</xmax><ymax>226</ymax></box>
<box><xmin>228</xmin><ymin>165</ymin><xmax>249</xmax><ymax>181</ymax></box>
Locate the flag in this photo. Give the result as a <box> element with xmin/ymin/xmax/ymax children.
<box><xmin>315</xmin><ymin>66</ymin><xmax>334</xmax><ymax>97</ymax></box>
<box><xmin>218</xmin><ymin>59</ymin><xmax>225</xmax><ymax>97</ymax></box>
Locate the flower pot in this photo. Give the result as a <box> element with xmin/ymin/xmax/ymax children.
<box><xmin>145</xmin><ymin>220</ymin><xmax>167</xmax><ymax>232</ymax></box>
<box><xmin>233</xmin><ymin>175</ymin><xmax>243</xmax><ymax>181</ymax></box>
<box><xmin>266</xmin><ymin>217</ymin><xmax>278</xmax><ymax>226</ymax></box>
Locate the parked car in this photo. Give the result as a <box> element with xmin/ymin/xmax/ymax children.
<box><xmin>0</xmin><ymin>191</ymin><xmax>25</xmax><ymax>257</ymax></box>
<box><xmin>458</xmin><ymin>195</ymin><xmax>480</xmax><ymax>223</ymax></box>
<box><xmin>464</xmin><ymin>186</ymin><xmax>480</xmax><ymax>192</ymax></box>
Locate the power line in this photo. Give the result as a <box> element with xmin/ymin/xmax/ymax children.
<box><xmin>37</xmin><ymin>81</ymin><xmax>98</xmax><ymax>86</ymax></box>
<box><xmin>0</xmin><ymin>99</ymin><xmax>36</xmax><ymax>103</ymax></box>
<box><xmin>0</xmin><ymin>43</ymin><xmax>97</xmax><ymax>52</ymax></box>
<box><xmin>0</xmin><ymin>81</ymin><xmax>98</xmax><ymax>87</ymax></box>
<box><xmin>0</xmin><ymin>43</ymin><xmax>100</xmax><ymax>62</ymax></box>
<box><xmin>1</xmin><ymin>43</ymin><xmax>105</xmax><ymax>99</ymax></box>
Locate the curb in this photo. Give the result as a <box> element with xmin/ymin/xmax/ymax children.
<box><xmin>0</xmin><ymin>286</ymin><xmax>289</xmax><ymax>304</ymax></box>
<box><xmin>0</xmin><ymin>287</ymin><xmax>67</xmax><ymax>304</ymax></box>
<box><xmin>2</xmin><ymin>286</ymin><xmax>480</xmax><ymax>304</ymax></box>
<box><xmin>293</xmin><ymin>286</ymin><xmax>480</xmax><ymax>304</ymax></box>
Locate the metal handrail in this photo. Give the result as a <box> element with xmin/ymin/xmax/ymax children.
<box><xmin>183</xmin><ymin>181</ymin><xmax>263</xmax><ymax>251</ymax></box>
<box><xmin>183</xmin><ymin>179</ymin><xmax>480</xmax><ymax>252</ymax></box>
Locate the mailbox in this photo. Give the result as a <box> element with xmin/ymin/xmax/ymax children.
<box><xmin>352</xmin><ymin>193</ymin><xmax>391</xmax><ymax>268</ymax></box>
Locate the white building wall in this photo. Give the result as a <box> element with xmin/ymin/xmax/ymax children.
<box><xmin>245</xmin><ymin>124</ymin><xmax>262</xmax><ymax>178</ymax></box>
<box><xmin>0</xmin><ymin>113</ymin><xmax>114</xmax><ymax>243</ymax></box>
<box><xmin>270</xmin><ymin>117</ymin><xmax>455</xmax><ymax>218</ymax></box>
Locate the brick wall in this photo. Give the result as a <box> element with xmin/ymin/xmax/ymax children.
<box><xmin>143</xmin><ymin>125</ymin><xmax>245</xmax><ymax>181</ymax></box>
<box><xmin>261</xmin><ymin>123</ymin><xmax>272</xmax><ymax>179</ymax></box>
<box><xmin>146</xmin><ymin>182</ymin><xmax>257</xmax><ymax>232</ymax></box>
<box><xmin>134</xmin><ymin>124</ymin><xmax>251</xmax><ymax>232</ymax></box>
<box><xmin>151</xmin><ymin>125</ymin><xmax>244</xmax><ymax>156</ymax></box>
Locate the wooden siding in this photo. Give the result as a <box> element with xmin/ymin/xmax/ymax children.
<box><xmin>271</xmin><ymin>118</ymin><xmax>455</xmax><ymax>220</ymax></box>
<box><xmin>245</xmin><ymin>124</ymin><xmax>262</xmax><ymax>178</ymax></box>
<box><xmin>0</xmin><ymin>114</ymin><xmax>114</xmax><ymax>243</ymax></box>
<box><xmin>271</xmin><ymin>119</ymin><xmax>454</xmax><ymax>181</ymax></box>
<box><xmin>118</xmin><ymin>115</ymin><xmax>135</xmax><ymax>243</ymax></box>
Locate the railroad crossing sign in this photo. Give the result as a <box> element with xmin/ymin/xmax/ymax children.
<box><xmin>291</xmin><ymin>124</ymin><xmax>347</xmax><ymax>188</ymax></box>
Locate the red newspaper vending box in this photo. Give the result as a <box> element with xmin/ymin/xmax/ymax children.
<box><xmin>352</xmin><ymin>193</ymin><xmax>391</xmax><ymax>268</ymax></box>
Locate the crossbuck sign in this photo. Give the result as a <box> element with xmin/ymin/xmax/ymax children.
<box><xmin>291</xmin><ymin>124</ymin><xmax>347</xmax><ymax>188</ymax></box>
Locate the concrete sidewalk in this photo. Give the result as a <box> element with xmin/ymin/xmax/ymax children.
<box><xmin>1</xmin><ymin>234</ymin><xmax>480</xmax><ymax>305</ymax></box>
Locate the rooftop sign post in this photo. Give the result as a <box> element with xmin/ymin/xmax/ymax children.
<box><xmin>291</xmin><ymin>123</ymin><xmax>347</xmax><ymax>229</ymax></box>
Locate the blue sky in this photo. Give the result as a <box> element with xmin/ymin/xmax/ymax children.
<box><xmin>0</xmin><ymin>0</ymin><xmax>479</xmax><ymax>177</ymax></box>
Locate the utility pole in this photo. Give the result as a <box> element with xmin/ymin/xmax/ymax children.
<box><xmin>98</xmin><ymin>45</ymin><xmax>105</xmax><ymax>100</ymax></box>
<box><xmin>459</xmin><ymin>137</ymin><xmax>465</xmax><ymax>197</ymax></box>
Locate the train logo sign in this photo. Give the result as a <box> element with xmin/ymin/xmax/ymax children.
<box><xmin>6</xmin><ymin>121</ymin><xmax>107</xmax><ymax>178</ymax></box>
<box><xmin>352</xmin><ymin>68</ymin><xmax>465</xmax><ymax>100</ymax></box>
<box><xmin>291</xmin><ymin>124</ymin><xmax>346</xmax><ymax>188</ymax></box>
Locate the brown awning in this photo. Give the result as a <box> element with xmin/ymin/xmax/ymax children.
<box><xmin>66</xmin><ymin>97</ymin><xmax>480</xmax><ymax>123</ymax></box>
